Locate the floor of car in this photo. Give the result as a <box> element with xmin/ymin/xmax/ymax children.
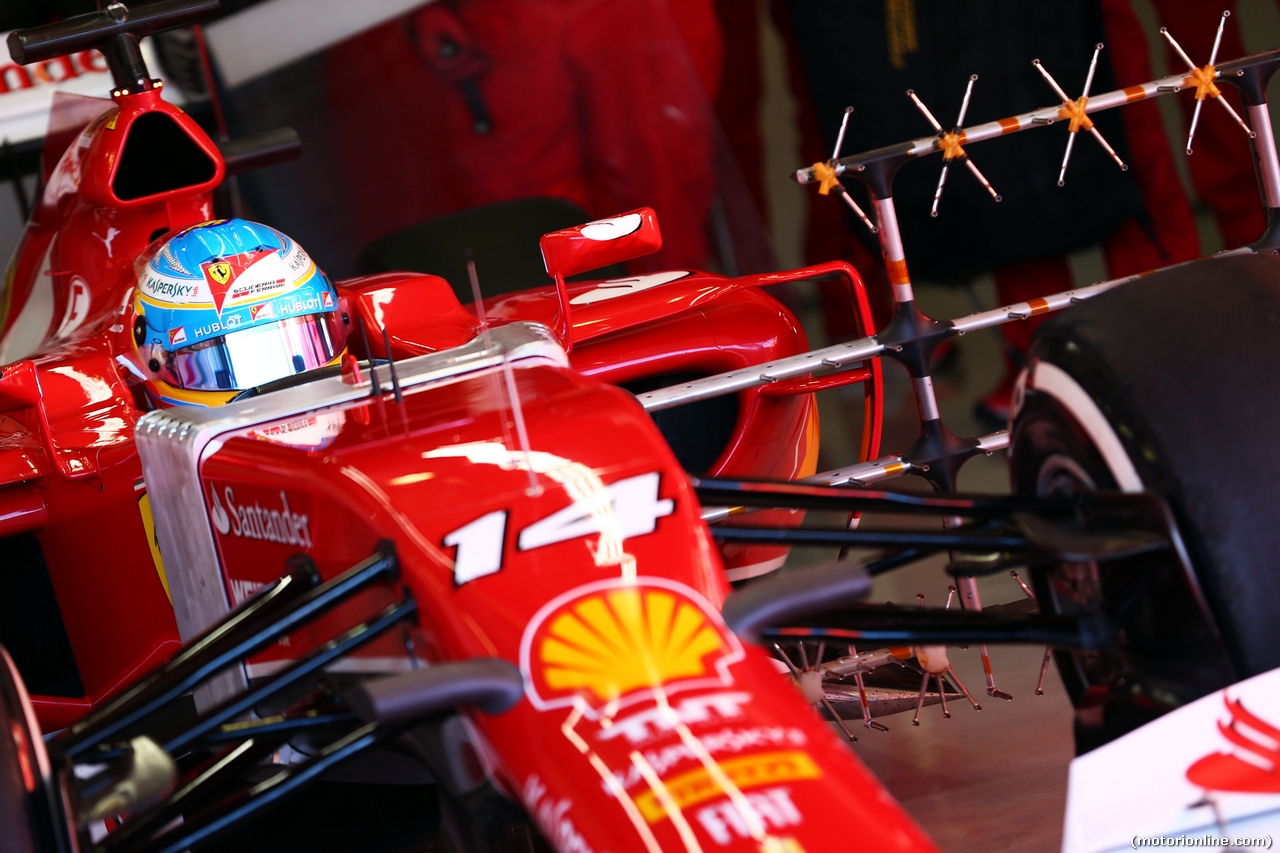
<box><xmin>195</xmin><ymin>781</ymin><xmax>444</xmax><ymax>853</ymax></box>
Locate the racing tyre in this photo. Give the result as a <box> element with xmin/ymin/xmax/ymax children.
<box><xmin>1010</xmin><ymin>254</ymin><xmax>1280</xmax><ymax>750</ymax></box>
<box><xmin>0</xmin><ymin>647</ymin><xmax>60</xmax><ymax>853</ymax></box>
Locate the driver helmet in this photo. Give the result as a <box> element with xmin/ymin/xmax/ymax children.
<box><xmin>131</xmin><ymin>219</ymin><xmax>347</xmax><ymax>407</ymax></box>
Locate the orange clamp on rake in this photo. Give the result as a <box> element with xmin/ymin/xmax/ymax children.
<box><xmin>813</xmin><ymin>160</ymin><xmax>841</xmax><ymax>196</ymax></box>
<box><xmin>1186</xmin><ymin>64</ymin><xmax>1221</xmax><ymax>101</ymax></box>
<box><xmin>936</xmin><ymin>130</ymin><xmax>966</xmax><ymax>162</ymax></box>
<box><xmin>1057</xmin><ymin>97</ymin><xmax>1093</xmax><ymax>133</ymax></box>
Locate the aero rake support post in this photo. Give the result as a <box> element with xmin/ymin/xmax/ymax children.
<box><xmin>1214</xmin><ymin>42</ymin><xmax>1280</xmax><ymax>248</ymax></box>
<box><xmin>846</xmin><ymin>84</ymin><xmax>1017</xmax><ymax>694</ymax></box>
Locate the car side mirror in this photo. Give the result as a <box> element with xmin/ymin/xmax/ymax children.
<box><xmin>539</xmin><ymin>208</ymin><xmax>662</xmax><ymax>281</ymax></box>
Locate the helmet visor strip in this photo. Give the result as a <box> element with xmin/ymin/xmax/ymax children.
<box><xmin>163</xmin><ymin>312</ymin><xmax>346</xmax><ymax>391</ymax></box>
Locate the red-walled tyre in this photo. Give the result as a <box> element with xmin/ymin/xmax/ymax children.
<box><xmin>1010</xmin><ymin>254</ymin><xmax>1280</xmax><ymax>752</ymax></box>
<box><xmin>0</xmin><ymin>647</ymin><xmax>63</xmax><ymax>853</ymax></box>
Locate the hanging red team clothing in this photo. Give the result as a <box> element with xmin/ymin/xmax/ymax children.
<box><xmin>324</xmin><ymin>0</ymin><xmax>723</xmax><ymax>271</ymax></box>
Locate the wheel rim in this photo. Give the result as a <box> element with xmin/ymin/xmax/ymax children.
<box><xmin>1033</xmin><ymin>454</ymin><xmax>1110</xmax><ymax>696</ymax></box>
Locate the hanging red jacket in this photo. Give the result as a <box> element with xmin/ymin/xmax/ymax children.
<box><xmin>324</xmin><ymin>0</ymin><xmax>722</xmax><ymax>271</ymax></box>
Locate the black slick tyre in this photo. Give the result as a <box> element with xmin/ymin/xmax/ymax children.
<box><xmin>1010</xmin><ymin>253</ymin><xmax>1280</xmax><ymax>746</ymax></box>
<box><xmin>0</xmin><ymin>647</ymin><xmax>59</xmax><ymax>853</ymax></box>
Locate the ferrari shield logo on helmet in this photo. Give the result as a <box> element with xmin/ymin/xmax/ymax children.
<box><xmin>200</xmin><ymin>247</ymin><xmax>277</xmax><ymax>315</ymax></box>
<box><xmin>207</xmin><ymin>261</ymin><xmax>232</xmax><ymax>286</ymax></box>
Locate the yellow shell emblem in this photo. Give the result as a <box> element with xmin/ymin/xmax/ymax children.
<box><xmin>526</xmin><ymin>582</ymin><xmax>738</xmax><ymax>711</ymax></box>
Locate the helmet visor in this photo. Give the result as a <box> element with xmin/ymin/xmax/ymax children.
<box><xmin>162</xmin><ymin>312</ymin><xmax>346</xmax><ymax>392</ymax></box>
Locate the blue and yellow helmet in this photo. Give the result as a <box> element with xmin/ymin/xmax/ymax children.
<box><xmin>131</xmin><ymin>219</ymin><xmax>347</xmax><ymax>406</ymax></box>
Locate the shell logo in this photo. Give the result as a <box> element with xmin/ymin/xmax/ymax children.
<box><xmin>520</xmin><ymin>578</ymin><xmax>743</xmax><ymax>717</ymax></box>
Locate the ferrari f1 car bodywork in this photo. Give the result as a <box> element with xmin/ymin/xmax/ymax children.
<box><xmin>6</xmin><ymin>1</ymin><xmax>1280</xmax><ymax>851</ymax></box>
<box><xmin>0</xmin><ymin>1</ymin><xmax>881</xmax><ymax>733</ymax></box>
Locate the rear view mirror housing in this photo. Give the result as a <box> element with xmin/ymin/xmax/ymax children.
<box><xmin>537</xmin><ymin>208</ymin><xmax>662</xmax><ymax>355</ymax></box>
<box><xmin>540</xmin><ymin>208</ymin><xmax>662</xmax><ymax>281</ymax></box>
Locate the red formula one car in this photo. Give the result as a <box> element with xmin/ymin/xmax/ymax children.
<box><xmin>0</xmin><ymin>3</ymin><xmax>947</xmax><ymax>851</ymax></box>
<box><xmin>2</xmin><ymin>2</ymin><xmax>1275</xmax><ymax>852</ymax></box>
<box><xmin>0</xmin><ymin>0</ymin><xmax>885</xmax><ymax>734</ymax></box>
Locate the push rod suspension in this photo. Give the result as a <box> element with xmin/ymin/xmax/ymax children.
<box><xmin>55</xmin><ymin>545</ymin><xmax>399</xmax><ymax>759</ymax></box>
<box><xmin>693</xmin><ymin>476</ymin><xmax>1075</xmax><ymax>517</ymax></box>
<box><xmin>162</xmin><ymin>599</ymin><xmax>418</xmax><ymax>754</ymax></box>
<box><xmin>709</xmin><ymin>526</ymin><xmax>1027</xmax><ymax>551</ymax></box>
<box><xmin>764</xmin><ymin>609</ymin><xmax>1110</xmax><ymax>649</ymax></box>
